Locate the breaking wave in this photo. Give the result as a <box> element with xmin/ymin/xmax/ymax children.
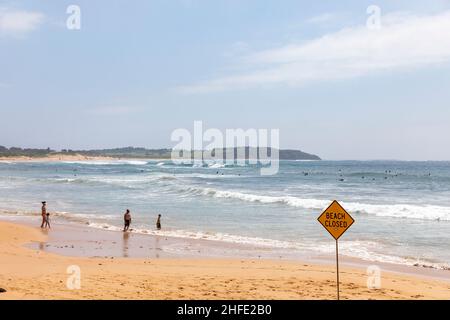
<box><xmin>62</xmin><ymin>160</ymin><xmax>149</xmax><ymax>166</ymax></box>
<box><xmin>175</xmin><ymin>186</ymin><xmax>450</xmax><ymax>221</ymax></box>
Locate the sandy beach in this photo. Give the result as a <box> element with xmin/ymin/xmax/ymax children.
<box><xmin>0</xmin><ymin>220</ymin><xmax>449</xmax><ymax>300</ymax></box>
<box><xmin>0</xmin><ymin>154</ymin><xmax>115</xmax><ymax>162</ymax></box>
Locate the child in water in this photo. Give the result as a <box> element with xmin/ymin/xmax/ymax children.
<box><xmin>156</xmin><ymin>214</ymin><xmax>161</xmax><ymax>230</ymax></box>
<box><xmin>44</xmin><ymin>212</ymin><xmax>51</xmax><ymax>228</ymax></box>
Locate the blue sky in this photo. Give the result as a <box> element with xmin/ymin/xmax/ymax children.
<box><xmin>1</xmin><ymin>0</ymin><xmax>450</xmax><ymax>160</ymax></box>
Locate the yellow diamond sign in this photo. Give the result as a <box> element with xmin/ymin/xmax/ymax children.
<box><xmin>318</xmin><ymin>200</ymin><xmax>354</xmax><ymax>240</ymax></box>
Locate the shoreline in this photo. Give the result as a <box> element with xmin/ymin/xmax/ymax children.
<box><xmin>31</xmin><ymin>220</ymin><xmax>450</xmax><ymax>280</ymax></box>
<box><xmin>1</xmin><ymin>214</ymin><xmax>450</xmax><ymax>281</ymax></box>
<box><xmin>1</xmin><ymin>214</ymin><xmax>450</xmax><ymax>282</ymax></box>
<box><xmin>0</xmin><ymin>220</ymin><xmax>449</xmax><ymax>299</ymax></box>
<box><xmin>32</xmin><ymin>221</ymin><xmax>450</xmax><ymax>281</ymax></box>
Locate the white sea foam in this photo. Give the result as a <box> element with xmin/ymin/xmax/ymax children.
<box><xmin>313</xmin><ymin>240</ymin><xmax>449</xmax><ymax>269</ymax></box>
<box><xmin>62</xmin><ymin>161</ymin><xmax>116</xmax><ymax>165</ymax></box>
<box><xmin>176</xmin><ymin>186</ymin><xmax>450</xmax><ymax>221</ymax></box>
<box><xmin>123</xmin><ymin>160</ymin><xmax>148</xmax><ymax>165</ymax></box>
<box><xmin>86</xmin><ymin>221</ymin><xmax>302</xmax><ymax>249</ymax></box>
<box><xmin>0</xmin><ymin>209</ymin><xmax>117</xmax><ymax>223</ymax></box>
<box><xmin>208</xmin><ymin>163</ymin><xmax>226</xmax><ymax>169</ymax></box>
<box><xmin>62</xmin><ymin>160</ymin><xmax>148</xmax><ymax>166</ymax></box>
<box><xmin>54</xmin><ymin>211</ymin><xmax>116</xmax><ymax>221</ymax></box>
<box><xmin>175</xmin><ymin>173</ymin><xmax>241</xmax><ymax>180</ymax></box>
<box><xmin>341</xmin><ymin>202</ymin><xmax>450</xmax><ymax>221</ymax></box>
<box><xmin>57</xmin><ymin>217</ymin><xmax>450</xmax><ymax>269</ymax></box>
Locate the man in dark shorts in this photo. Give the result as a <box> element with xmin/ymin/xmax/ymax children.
<box><xmin>156</xmin><ymin>214</ymin><xmax>161</xmax><ymax>230</ymax></box>
<box><xmin>123</xmin><ymin>209</ymin><xmax>131</xmax><ymax>232</ymax></box>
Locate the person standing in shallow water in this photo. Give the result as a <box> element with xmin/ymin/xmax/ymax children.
<box><xmin>156</xmin><ymin>214</ymin><xmax>162</xmax><ymax>230</ymax></box>
<box><xmin>123</xmin><ymin>209</ymin><xmax>131</xmax><ymax>232</ymax></box>
<box><xmin>40</xmin><ymin>202</ymin><xmax>47</xmax><ymax>228</ymax></box>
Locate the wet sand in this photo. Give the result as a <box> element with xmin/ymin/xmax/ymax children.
<box><xmin>0</xmin><ymin>220</ymin><xmax>449</xmax><ymax>300</ymax></box>
<box><xmin>22</xmin><ymin>220</ymin><xmax>450</xmax><ymax>282</ymax></box>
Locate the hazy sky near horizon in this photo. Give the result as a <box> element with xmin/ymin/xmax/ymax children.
<box><xmin>1</xmin><ymin>0</ymin><xmax>450</xmax><ymax>160</ymax></box>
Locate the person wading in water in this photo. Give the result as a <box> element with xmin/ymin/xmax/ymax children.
<box><xmin>156</xmin><ymin>214</ymin><xmax>162</xmax><ymax>230</ymax></box>
<box><xmin>123</xmin><ymin>209</ymin><xmax>131</xmax><ymax>232</ymax></box>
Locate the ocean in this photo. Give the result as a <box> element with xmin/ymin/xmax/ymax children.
<box><xmin>1</xmin><ymin>159</ymin><xmax>449</xmax><ymax>269</ymax></box>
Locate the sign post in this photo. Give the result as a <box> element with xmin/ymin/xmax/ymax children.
<box><xmin>317</xmin><ymin>200</ymin><xmax>354</xmax><ymax>300</ymax></box>
<box><xmin>335</xmin><ymin>239</ymin><xmax>339</xmax><ymax>300</ymax></box>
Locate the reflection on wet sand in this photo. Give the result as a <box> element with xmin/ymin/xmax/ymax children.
<box><xmin>155</xmin><ymin>236</ymin><xmax>160</xmax><ymax>259</ymax></box>
<box><xmin>122</xmin><ymin>232</ymin><xmax>129</xmax><ymax>258</ymax></box>
<box><xmin>38</xmin><ymin>228</ymin><xmax>49</xmax><ymax>251</ymax></box>
<box><xmin>25</xmin><ymin>222</ymin><xmax>291</xmax><ymax>262</ymax></box>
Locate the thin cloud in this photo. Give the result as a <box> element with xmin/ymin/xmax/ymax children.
<box><xmin>178</xmin><ymin>10</ymin><xmax>450</xmax><ymax>93</ymax></box>
<box><xmin>0</xmin><ymin>7</ymin><xmax>45</xmax><ymax>36</ymax></box>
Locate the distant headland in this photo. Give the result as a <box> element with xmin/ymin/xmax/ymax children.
<box><xmin>0</xmin><ymin>146</ymin><xmax>321</xmax><ymax>161</ymax></box>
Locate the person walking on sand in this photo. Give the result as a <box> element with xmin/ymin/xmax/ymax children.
<box><xmin>44</xmin><ymin>212</ymin><xmax>51</xmax><ymax>229</ymax></box>
<box><xmin>156</xmin><ymin>214</ymin><xmax>162</xmax><ymax>230</ymax></box>
<box><xmin>40</xmin><ymin>201</ymin><xmax>47</xmax><ymax>228</ymax></box>
<box><xmin>123</xmin><ymin>209</ymin><xmax>131</xmax><ymax>232</ymax></box>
